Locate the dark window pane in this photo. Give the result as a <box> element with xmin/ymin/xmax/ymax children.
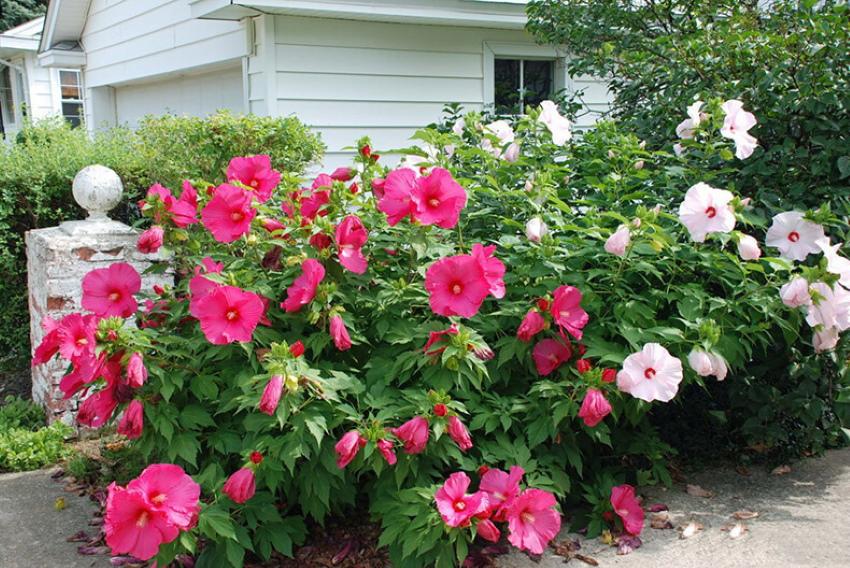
<box><xmin>61</xmin><ymin>84</ymin><xmax>81</xmax><ymax>98</ymax></box>
<box><xmin>59</xmin><ymin>70</ymin><xmax>79</xmax><ymax>88</ymax></box>
<box><xmin>523</xmin><ymin>60</ymin><xmax>553</xmax><ymax>109</ymax></box>
<box><xmin>62</xmin><ymin>101</ymin><xmax>83</xmax><ymax>127</ymax></box>
<box><xmin>494</xmin><ymin>59</ymin><xmax>520</xmax><ymax>115</ymax></box>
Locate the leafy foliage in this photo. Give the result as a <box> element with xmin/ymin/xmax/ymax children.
<box><xmin>0</xmin><ymin>396</ymin><xmax>70</xmax><ymax>472</ymax></box>
<box><xmin>0</xmin><ymin>0</ymin><xmax>47</xmax><ymax>33</ymax></box>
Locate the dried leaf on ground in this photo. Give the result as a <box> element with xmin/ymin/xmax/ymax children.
<box><xmin>647</xmin><ymin>502</ymin><xmax>669</xmax><ymax>513</ymax></box>
<box><xmin>551</xmin><ymin>539</ymin><xmax>599</xmax><ymax>565</ymax></box>
<box><xmin>735</xmin><ymin>465</ymin><xmax>752</xmax><ymax>477</ymax></box>
<box><xmin>733</xmin><ymin>510</ymin><xmax>759</xmax><ymax>520</ymax></box>
<box><xmin>650</xmin><ymin>511</ymin><xmax>674</xmax><ymax>529</ymax></box>
<box><xmin>686</xmin><ymin>484</ymin><xmax>714</xmax><ymax>498</ymax></box>
<box><xmin>679</xmin><ymin>521</ymin><xmax>704</xmax><ymax>539</ymax></box>
<box><xmin>771</xmin><ymin>464</ymin><xmax>792</xmax><ymax>476</ymax></box>
<box><xmin>616</xmin><ymin>535</ymin><xmax>642</xmax><ymax>556</ymax></box>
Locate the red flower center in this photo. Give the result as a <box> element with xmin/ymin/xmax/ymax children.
<box><xmin>231</xmin><ymin>211</ymin><xmax>245</xmax><ymax>222</ymax></box>
<box><xmin>225</xmin><ymin>308</ymin><xmax>240</xmax><ymax>321</ymax></box>
<box><xmin>451</xmin><ymin>283</ymin><xmax>463</xmax><ymax>295</ymax></box>
<box><xmin>108</xmin><ymin>291</ymin><xmax>121</xmax><ymax>302</ymax></box>
<box><xmin>705</xmin><ymin>206</ymin><xmax>717</xmax><ymax>218</ymax></box>
<box><xmin>453</xmin><ymin>500</ymin><xmax>466</xmax><ymax>511</ymax></box>
<box><xmin>644</xmin><ymin>367</ymin><xmax>656</xmax><ymax>379</ymax></box>
<box><xmin>136</xmin><ymin>511</ymin><xmax>149</xmax><ymax>528</ymax></box>
<box><xmin>788</xmin><ymin>231</ymin><xmax>800</xmax><ymax>242</ymax></box>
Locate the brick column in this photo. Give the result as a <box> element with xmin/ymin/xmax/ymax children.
<box><xmin>25</xmin><ymin>165</ymin><xmax>171</xmax><ymax>424</ymax></box>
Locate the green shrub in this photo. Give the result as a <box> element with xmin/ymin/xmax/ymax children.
<box><xmin>0</xmin><ymin>422</ymin><xmax>71</xmax><ymax>472</ymax></box>
<box><xmin>0</xmin><ymin>112</ymin><xmax>323</xmax><ymax>372</ymax></box>
<box><xmin>0</xmin><ymin>395</ymin><xmax>45</xmax><ymax>430</ymax></box>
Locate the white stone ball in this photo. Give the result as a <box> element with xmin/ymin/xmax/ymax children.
<box><xmin>72</xmin><ymin>164</ymin><xmax>123</xmax><ymax>220</ymax></box>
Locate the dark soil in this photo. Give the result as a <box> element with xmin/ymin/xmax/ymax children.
<box><xmin>0</xmin><ymin>365</ymin><xmax>31</xmax><ymax>402</ymax></box>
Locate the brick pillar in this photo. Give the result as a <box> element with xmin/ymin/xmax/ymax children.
<box><xmin>25</xmin><ymin>165</ymin><xmax>171</xmax><ymax>424</ymax></box>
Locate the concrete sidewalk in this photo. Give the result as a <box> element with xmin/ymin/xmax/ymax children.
<box><xmin>502</xmin><ymin>447</ymin><xmax>850</xmax><ymax>568</ymax></box>
<box><xmin>0</xmin><ymin>468</ymin><xmax>110</xmax><ymax>568</ymax></box>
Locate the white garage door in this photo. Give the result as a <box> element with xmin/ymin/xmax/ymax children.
<box><xmin>115</xmin><ymin>66</ymin><xmax>244</xmax><ymax>127</ymax></box>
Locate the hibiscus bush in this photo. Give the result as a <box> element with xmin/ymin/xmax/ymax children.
<box><xmin>33</xmin><ymin>98</ymin><xmax>850</xmax><ymax>566</ymax></box>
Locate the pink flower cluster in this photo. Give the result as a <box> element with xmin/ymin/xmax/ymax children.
<box><xmin>378</xmin><ymin>167</ymin><xmax>467</xmax><ymax>229</ymax></box>
<box><xmin>105</xmin><ymin>464</ymin><xmax>200</xmax><ymax>560</ymax></box>
<box><xmin>516</xmin><ymin>287</ymin><xmax>590</xmax><ymax>376</ymax></box>
<box><xmin>434</xmin><ymin>466</ymin><xmax>562</xmax><ymax>555</ymax></box>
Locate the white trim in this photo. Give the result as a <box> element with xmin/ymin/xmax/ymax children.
<box><xmin>482</xmin><ymin>41</ymin><xmax>565</xmax><ymax>110</ymax></box>
<box><xmin>38</xmin><ymin>48</ymin><xmax>86</xmax><ymax>68</ymax></box>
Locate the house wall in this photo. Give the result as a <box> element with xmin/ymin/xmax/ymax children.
<box><xmin>252</xmin><ymin>14</ymin><xmax>611</xmax><ymax>168</ymax></box>
<box><xmin>22</xmin><ymin>52</ymin><xmax>57</xmax><ymax>120</ymax></box>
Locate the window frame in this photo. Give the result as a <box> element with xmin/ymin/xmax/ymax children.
<box><xmin>57</xmin><ymin>68</ymin><xmax>85</xmax><ymax>127</ymax></box>
<box><xmin>483</xmin><ymin>42</ymin><xmax>566</xmax><ymax>114</ymax></box>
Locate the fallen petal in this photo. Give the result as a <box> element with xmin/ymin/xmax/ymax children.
<box><xmin>686</xmin><ymin>484</ymin><xmax>714</xmax><ymax>498</ymax></box>
<box><xmin>733</xmin><ymin>510</ymin><xmax>759</xmax><ymax>520</ymax></box>
<box><xmin>771</xmin><ymin>464</ymin><xmax>792</xmax><ymax>476</ymax></box>
<box><xmin>728</xmin><ymin>522</ymin><xmax>748</xmax><ymax>539</ymax></box>
<box><xmin>66</xmin><ymin>531</ymin><xmax>90</xmax><ymax>543</ymax></box>
<box><xmin>679</xmin><ymin>521</ymin><xmax>703</xmax><ymax>539</ymax></box>
<box><xmin>616</xmin><ymin>535</ymin><xmax>642</xmax><ymax>555</ymax></box>
<box><xmin>647</xmin><ymin>502</ymin><xmax>669</xmax><ymax>513</ymax></box>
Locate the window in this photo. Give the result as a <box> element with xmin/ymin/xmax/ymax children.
<box><xmin>493</xmin><ymin>58</ymin><xmax>554</xmax><ymax>115</ymax></box>
<box><xmin>59</xmin><ymin>70</ymin><xmax>84</xmax><ymax>127</ymax></box>
<box><xmin>0</xmin><ymin>67</ymin><xmax>16</xmax><ymax>129</ymax></box>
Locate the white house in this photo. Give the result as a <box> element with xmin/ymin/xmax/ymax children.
<box><xmin>34</xmin><ymin>0</ymin><xmax>610</xmax><ymax>167</ymax></box>
<box><xmin>0</xmin><ymin>16</ymin><xmax>85</xmax><ymax>138</ymax></box>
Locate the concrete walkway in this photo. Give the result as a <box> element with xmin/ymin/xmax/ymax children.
<box><xmin>0</xmin><ymin>468</ymin><xmax>110</xmax><ymax>568</ymax></box>
<box><xmin>502</xmin><ymin>447</ymin><xmax>850</xmax><ymax>568</ymax></box>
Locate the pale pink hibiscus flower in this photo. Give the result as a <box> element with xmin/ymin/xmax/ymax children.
<box><xmin>81</xmin><ymin>263</ymin><xmax>141</xmax><ymax>318</ymax></box>
<box><xmin>226</xmin><ymin>155</ymin><xmax>281</xmax><ymax>203</ymax></box>
<box><xmin>737</xmin><ymin>233</ymin><xmax>761</xmax><ymax>261</ymax></box>
<box><xmin>720</xmin><ymin>100</ymin><xmax>758</xmax><ymax>160</ymax></box>
<box><xmin>525</xmin><ymin>217</ymin><xmax>548</xmax><ymax>243</ymax></box>
<box><xmin>675</xmin><ymin>100</ymin><xmax>704</xmax><ymax>140</ymax></box>
<box><xmin>765</xmin><ymin>212</ymin><xmax>825</xmax><ymax>261</ymax></box>
<box><xmin>435</xmin><ymin>472</ymin><xmax>489</xmax><ymax>528</ymax></box>
<box><xmin>201</xmin><ymin>183</ymin><xmax>256</xmax><ymax>243</ymax></box>
<box><xmin>192</xmin><ymin>285</ymin><xmax>265</xmax><ymax>345</ymax></box>
<box><xmin>817</xmin><ymin>238</ymin><xmax>850</xmax><ymax>287</ymax></box>
<box><xmin>539</xmin><ymin>100</ymin><xmax>572</xmax><ymax>145</ymax></box>
<box><xmin>506</xmin><ymin>488</ymin><xmax>562</xmax><ymax>555</ymax></box>
<box><xmin>806</xmin><ymin>282</ymin><xmax>850</xmax><ymax>332</ymax></box>
<box><xmin>617</xmin><ymin>343</ymin><xmax>683</xmax><ymax>403</ymax></box>
<box><xmin>605</xmin><ymin>225</ymin><xmax>631</xmax><ymax>256</ymax></box>
<box><xmin>677</xmin><ymin>182</ymin><xmax>736</xmax><ymax>243</ymax></box>
<box><xmin>780</xmin><ymin>277</ymin><xmax>812</xmax><ymax>308</ymax></box>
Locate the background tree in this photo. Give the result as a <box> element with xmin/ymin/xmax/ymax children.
<box><xmin>1</xmin><ymin>0</ymin><xmax>48</xmax><ymax>32</ymax></box>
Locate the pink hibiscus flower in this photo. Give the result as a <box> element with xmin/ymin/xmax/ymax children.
<box><xmin>105</xmin><ymin>483</ymin><xmax>179</xmax><ymax>561</ymax></box>
<box><xmin>223</xmin><ymin>468</ymin><xmax>256</xmax><ymax>504</ymax></box>
<box><xmin>126</xmin><ymin>352</ymin><xmax>147</xmax><ymax>388</ymax></box>
<box><xmin>117</xmin><ymin>400</ymin><xmax>144</xmax><ymax>439</ymax></box>
<box><xmin>610</xmin><ymin>484</ymin><xmax>644</xmax><ymax>536</ymax></box>
<box><xmin>423</xmin><ymin>323</ymin><xmax>460</xmax><ymax>356</ymax></box>
<box><xmin>765</xmin><ymin>211</ymin><xmax>825</xmax><ymax>261</ymax></box>
<box><xmin>81</xmin><ymin>263</ymin><xmax>141</xmax><ymax>318</ymax></box>
<box><xmin>392</xmin><ymin>416</ymin><xmax>429</xmax><ymax>454</ymax></box>
<box><xmin>188</xmin><ymin>257</ymin><xmax>225</xmax><ymax>317</ymax></box>
<box><xmin>259</xmin><ymin>375</ymin><xmax>283</xmax><ymax>416</ymax></box>
<box><xmin>720</xmin><ymin>100</ymin><xmax>758</xmax><ymax>160</ymax></box>
<box><xmin>446</xmin><ymin>415</ymin><xmax>473</xmax><ymax>452</ymax></box>
<box><xmin>58</xmin><ymin>352</ymin><xmax>106</xmax><ymax>399</ymax></box>
<box><xmin>517</xmin><ymin>310</ymin><xmax>545</xmax><ymax>342</ymax></box>
<box><xmin>137</xmin><ymin>226</ymin><xmax>164</xmax><ymax>254</ymax></box>
<box><xmin>616</xmin><ymin>343</ymin><xmax>683</xmax><ymax>403</ymax></box>
<box><xmin>425</xmin><ymin>255</ymin><xmax>490</xmax><ymax>318</ymax></box>
<box><xmin>280</xmin><ymin>258</ymin><xmax>326</xmax><ymax>313</ymax></box>
<box><xmin>201</xmin><ymin>183</ymin><xmax>256</xmax><ymax>243</ymax></box>
<box><xmin>192</xmin><ymin>285</ymin><xmax>265</xmax><ymax>345</ymax></box>
<box><xmin>335</xmin><ymin>215</ymin><xmax>369</xmax><ymax>274</ymax></box>
<box><xmin>480</xmin><ymin>465</ymin><xmax>525</xmax><ymax>521</ymax></box>
<box><xmin>226</xmin><ymin>155</ymin><xmax>281</xmax><ymax>203</ymax></box>
<box><xmin>169</xmin><ymin>181</ymin><xmax>199</xmax><ymax>228</ymax></box>
<box><xmin>128</xmin><ymin>464</ymin><xmax>201</xmax><ymax>531</ymax></box>
<box><xmin>577</xmin><ymin>388</ymin><xmax>612</xmax><ymax>427</ymax></box>
<box><xmin>77</xmin><ymin>383</ymin><xmax>120</xmax><ymax>429</ymax></box>
<box><xmin>435</xmin><ymin>472</ymin><xmax>489</xmax><ymax>527</ymax></box>
<box><xmin>550</xmin><ymin>285</ymin><xmax>589</xmax><ymax>340</ymax></box>
<box><xmin>300</xmin><ymin>189</ymin><xmax>331</xmax><ymax>221</ymax></box>
<box><xmin>330</xmin><ymin>314</ymin><xmax>353</xmax><ymax>351</ymax></box>
<box><xmin>532</xmin><ymin>338</ymin><xmax>572</xmax><ymax>376</ymax></box>
<box><xmin>677</xmin><ymin>182</ymin><xmax>736</xmax><ymax>243</ymax></box>
<box><xmin>377</xmin><ymin>439</ymin><xmax>397</xmax><ymax>466</ymax></box>
<box><xmin>335</xmin><ymin>430</ymin><xmax>367</xmax><ymax>468</ymax></box>
<box><xmin>56</xmin><ymin>313</ymin><xmax>97</xmax><ymax>361</ymax></box>
<box><xmin>410</xmin><ymin>168</ymin><xmax>467</xmax><ymax>229</ymax></box>
<box><xmin>506</xmin><ymin>488</ymin><xmax>562</xmax><ymax>555</ymax></box>
<box><xmin>471</xmin><ymin>244</ymin><xmax>506</xmax><ymax>299</ymax></box>
<box><xmin>377</xmin><ymin>168</ymin><xmax>417</xmax><ymax>225</ymax></box>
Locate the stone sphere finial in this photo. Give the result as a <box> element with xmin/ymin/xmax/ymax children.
<box><xmin>72</xmin><ymin>165</ymin><xmax>123</xmax><ymax>221</ymax></box>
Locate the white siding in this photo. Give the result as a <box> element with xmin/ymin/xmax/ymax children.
<box><xmin>81</xmin><ymin>0</ymin><xmax>248</xmax><ymax>88</ymax></box>
<box><xmin>114</xmin><ymin>66</ymin><xmax>244</xmax><ymax>127</ymax></box>
<box><xmin>258</xmin><ymin>15</ymin><xmax>611</xmax><ymax>169</ymax></box>
<box><xmin>22</xmin><ymin>52</ymin><xmax>57</xmax><ymax>120</ymax></box>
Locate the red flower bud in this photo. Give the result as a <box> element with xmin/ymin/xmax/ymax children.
<box><xmin>433</xmin><ymin>403</ymin><xmax>448</xmax><ymax>417</ymax></box>
<box><xmin>289</xmin><ymin>340</ymin><xmax>305</xmax><ymax>358</ymax></box>
<box><xmin>250</xmin><ymin>451</ymin><xmax>263</xmax><ymax>464</ymax></box>
<box><xmin>602</xmin><ymin>368</ymin><xmax>617</xmax><ymax>383</ymax></box>
<box><xmin>349</xmin><ymin>182</ymin><xmax>359</xmax><ymax>194</ymax></box>
<box><xmin>577</xmin><ymin>344</ymin><xmax>587</xmax><ymax>356</ymax></box>
<box><xmin>477</xmin><ymin>465</ymin><xmax>490</xmax><ymax>476</ymax></box>
<box><xmin>536</xmin><ymin>298</ymin><xmax>550</xmax><ymax>311</ymax></box>
<box><xmin>359</xmin><ymin>144</ymin><xmax>372</xmax><ymax>158</ymax></box>
<box><xmin>576</xmin><ymin>359</ymin><xmax>592</xmax><ymax>374</ymax></box>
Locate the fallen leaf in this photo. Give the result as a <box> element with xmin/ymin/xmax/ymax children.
<box><xmin>650</xmin><ymin>511</ymin><xmax>674</xmax><ymax>530</ymax></box>
<box><xmin>735</xmin><ymin>465</ymin><xmax>752</xmax><ymax>477</ymax></box>
<box><xmin>686</xmin><ymin>484</ymin><xmax>714</xmax><ymax>498</ymax></box>
<box><xmin>771</xmin><ymin>464</ymin><xmax>791</xmax><ymax>476</ymax></box>
<box><xmin>331</xmin><ymin>540</ymin><xmax>353</xmax><ymax>565</ymax></box>
<box><xmin>66</xmin><ymin>531</ymin><xmax>90</xmax><ymax>543</ymax></box>
<box><xmin>616</xmin><ymin>535</ymin><xmax>642</xmax><ymax>555</ymax></box>
<box><xmin>679</xmin><ymin>521</ymin><xmax>703</xmax><ymax>539</ymax></box>
<box><xmin>733</xmin><ymin>510</ymin><xmax>759</xmax><ymax>520</ymax></box>
<box><xmin>647</xmin><ymin>503</ymin><xmax>669</xmax><ymax>513</ymax></box>
<box><xmin>600</xmin><ymin>530</ymin><xmax>614</xmax><ymax>545</ymax></box>
<box><xmin>574</xmin><ymin>554</ymin><xmax>599</xmax><ymax>566</ymax></box>
<box><xmin>54</xmin><ymin>497</ymin><xmax>66</xmax><ymax>511</ymax></box>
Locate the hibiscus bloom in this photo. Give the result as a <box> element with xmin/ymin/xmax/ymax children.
<box><xmin>477</xmin><ymin>519</ymin><xmax>501</xmax><ymax>542</ymax></box>
<box><xmin>117</xmin><ymin>400</ymin><xmax>144</xmax><ymax>439</ymax></box>
<box><xmin>378</xmin><ymin>168</ymin><xmax>417</xmax><ymax>225</ymax></box>
<box><xmin>105</xmin><ymin>483</ymin><xmax>179</xmax><ymax>560</ymax></box>
<box><xmin>480</xmin><ymin>465</ymin><xmax>524</xmax><ymax>521</ymax></box>
<box><xmin>446</xmin><ymin>415</ymin><xmax>473</xmax><ymax>451</ymax></box>
<box><xmin>335</xmin><ymin>430</ymin><xmax>367</xmax><ymax>468</ymax></box>
<box><xmin>201</xmin><ymin>183</ymin><xmax>256</xmax><ymax>243</ymax></box>
<box><xmin>578</xmin><ymin>388</ymin><xmax>612</xmax><ymax>427</ymax></box>
<box><xmin>532</xmin><ymin>338</ymin><xmax>572</xmax><ymax>376</ymax></box>
<box><xmin>720</xmin><ymin>100</ymin><xmax>758</xmax><ymax>160</ymax></box>
<box><xmin>517</xmin><ymin>310</ymin><xmax>545</xmax><ymax>342</ymax></box>
<box><xmin>281</xmin><ymin>258</ymin><xmax>326</xmax><ymax>313</ymax></box>
<box><xmin>610</xmin><ymin>484</ymin><xmax>644</xmax><ymax>536</ymax></box>
<box><xmin>765</xmin><ymin>212</ymin><xmax>825</xmax><ymax>261</ymax></box>
<box><xmin>506</xmin><ymin>488</ymin><xmax>562</xmax><ymax>555</ymax></box>
<box><xmin>425</xmin><ymin>255</ymin><xmax>490</xmax><ymax>318</ymax></box>
<box><xmin>806</xmin><ymin>282</ymin><xmax>850</xmax><ymax>332</ymax></box>
<box><xmin>226</xmin><ymin>155</ymin><xmax>281</xmax><ymax>203</ymax></box>
<box><xmin>539</xmin><ymin>100</ymin><xmax>572</xmax><ymax>145</ymax></box>
<box><xmin>330</xmin><ymin>315</ymin><xmax>353</xmax><ymax>351</ymax></box>
<box><xmin>392</xmin><ymin>416</ymin><xmax>429</xmax><ymax>454</ymax></box>
<box><xmin>677</xmin><ymin>182</ymin><xmax>736</xmax><ymax>243</ymax></box>
<box><xmin>223</xmin><ymin>468</ymin><xmax>256</xmax><ymax>504</ymax></box>
<box><xmin>126</xmin><ymin>352</ymin><xmax>147</xmax><ymax>388</ymax></box>
<box><xmin>814</xmin><ymin>327</ymin><xmax>840</xmax><ymax>352</ymax></box>
<box><xmin>137</xmin><ymin>226</ymin><xmax>164</xmax><ymax>254</ymax></box>
<box><xmin>77</xmin><ymin>383</ymin><xmax>120</xmax><ymax>429</ymax></box>
<box><xmin>192</xmin><ymin>285</ymin><xmax>264</xmax><ymax>345</ymax></box>
<box><xmin>675</xmin><ymin>100</ymin><xmax>704</xmax><ymax>139</ymax></box>
<box><xmin>170</xmin><ymin>181</ymin><xmax>199</xmax><ymax>228</ymax></box>
<box><xmin>59</xmin><ymin>352</ymin><xmax>106</xmax><ymax>399</ymax></box>
<box><xmin>259</xmin><ymin>375</ymin><xmax>283</xmax><ymax>415</ymax></box>
<box><xmin>550</xmin><ymin>285</ymin><xmax>589</xmax><ymax>340</ymax></box>
<box><xmin>300</xmin><ymin>188</ymin><xmax>331</xmax><ymax>221</ymax></box>
<box><xmin>410</xmin><ymin>168</ymin><xmax>467</xmax><ymax>229</ymax></box>
<box><xmin>188</xmin><ymin>257</ymin><xmax>225</xmax><ymax>317</ymax></box>
<box><xmin>780</xmin><ymin>277</ymin><xmax>812</xmax><ymax>308</ymax></box>
<box><xmin>817</xmin><ymin>238</ymin><xmax>850</xmax><ymax>287</ymax></box>
<box><xmin>482</xmin><ymin>120</ymin><xmax>516</xmax><ymax>159</ymax></box>
<box><xmin>525</xmin><ymin>217</ymin><xmax>548</xmax><ymax>242</ymax></box>
<box><xmin>377</xmin><ymin>438</ymin><xmax>397</xmax><ymax>466</ymax></box>
<box><xmin>737</xmin><ymin>233</ymin><xmax>761</xmax><ymax>261</ymax></box>
<box><xmin>335</xmin><ymin>215</ymin><xmax>369</xmax><ymax>274</ymax></box>
<box><xmin>56</xmin><ymin>313</ymin><xmax>97</xmax><ymax>361</ymax></box>
<box><xmin>81</xmin><ymin>263</ymin><xmax>141</xmax><ymax>318</ymax></box>
<box><xmin>605</xmin><ymin>225</ymin><xmax>631</xmax><ymax>256</ymax></box>
<box><xmin>128</xmin><ymin>464</ymin><xmax>201</xmax><ymax>531</ymax></box>
<box><xmin>687</xmin><ymin>349</ymin><xmax>728</xmax><ymax>381</ymax></box>
<box><xmin>423</xmin><ymin>323</ymin><xmax>460</xmax><ymax>356</ymax></box>
<box><xmin>471</xmin><ymin>244</ymin><xmax>506</xmax><ymax>299</ymax></box>
<box><xmin>435</xmin><ymin>472</ymin><xmax>489</xmax><ymax>528</ymax></box>
<box><xmin>617</xmin><ymin>343</ymin><xmax>683</xmax><ymax>403</ymax></box>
